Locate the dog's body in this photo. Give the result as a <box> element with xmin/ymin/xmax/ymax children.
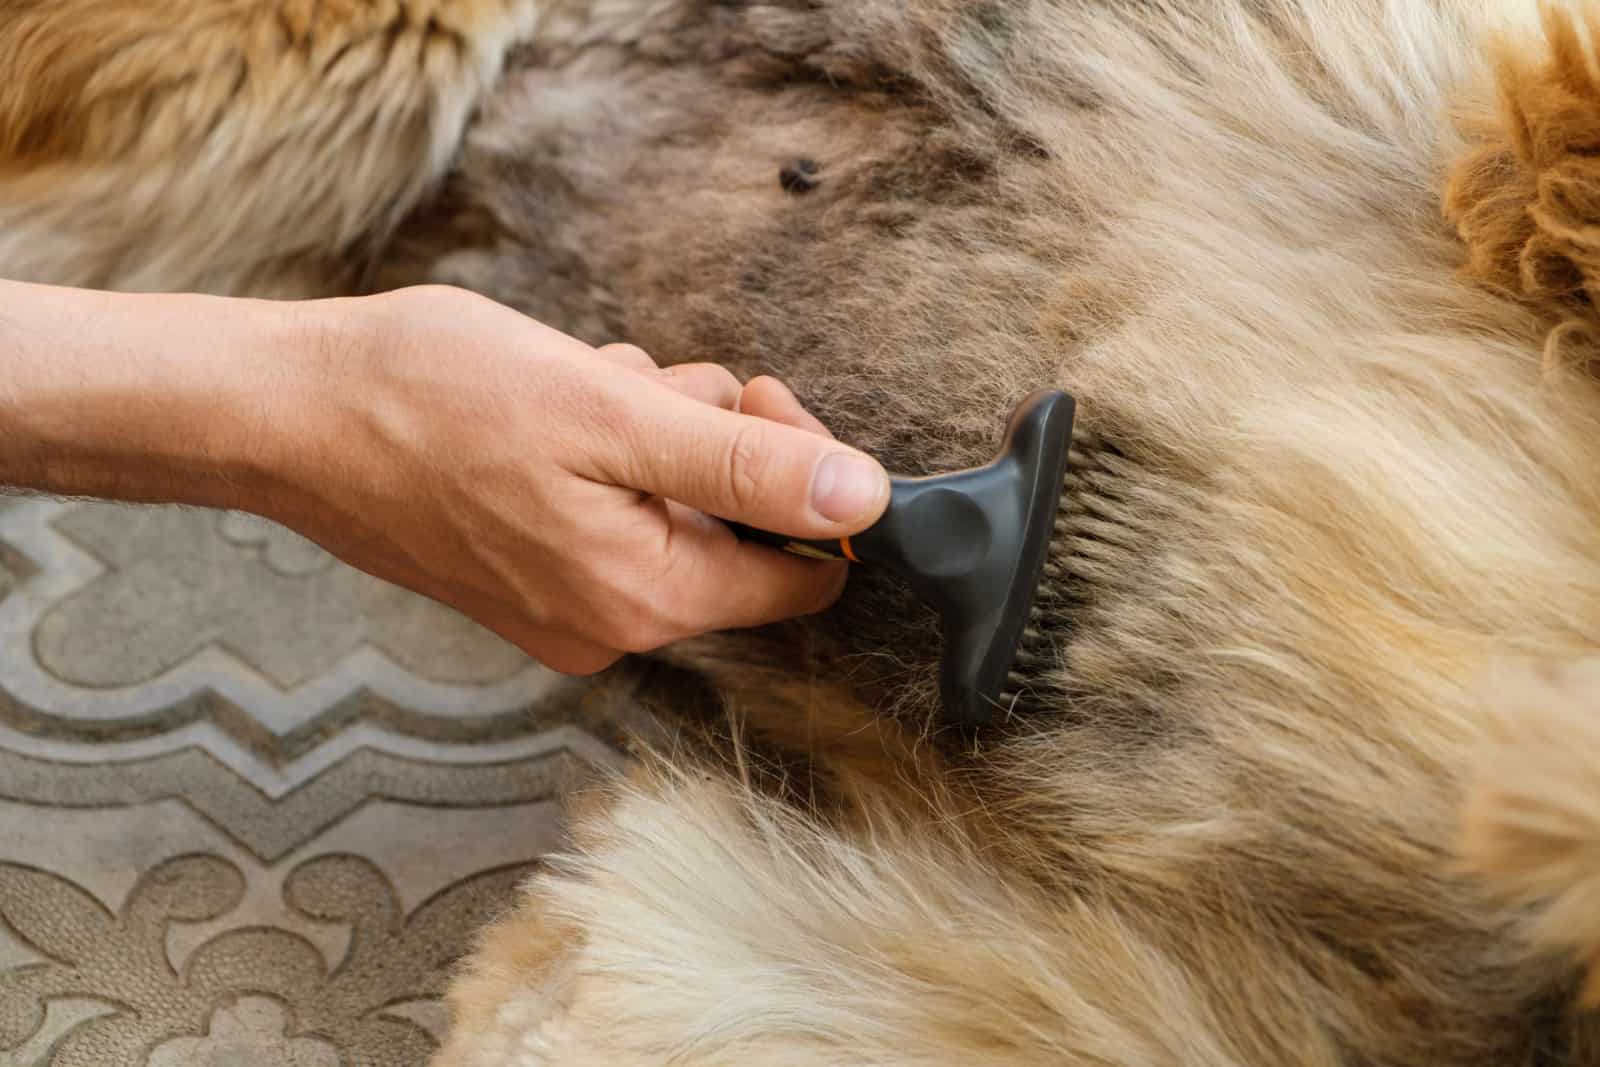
<box><xmin>6</xmin><ymin>0</ymin><xmax>1600</xmax><ymax>1062</ymax></box>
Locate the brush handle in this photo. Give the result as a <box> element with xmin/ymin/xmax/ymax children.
<box><xmin>726</xmin><ymin>477</ymin><xmax>936</xmax><ymax>565</ymax></box>
<box><xmin>726</xmin><ymin>475</ymin><xmax>994</xmax><ymax>575</ymax></box>
<box><xmin>725</xmin><ymin>523</ymin><xmax>857</xmax><ymax>562</ymax></box>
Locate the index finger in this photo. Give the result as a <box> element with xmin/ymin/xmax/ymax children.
<box><xmin>656</xmin><ymin>501</ymin><xmax>848</xmax><ymax>635</ymax></box>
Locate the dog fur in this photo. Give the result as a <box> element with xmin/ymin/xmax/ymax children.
<box><xmin>4</xmin><ymin>0</ymin><xmax>1600</xmax><ymax>1063</ymax></box>
<box><xmin>0</xmin><ymin>0</ymin><xmax>536</xmax><ymax>294</ymax></box>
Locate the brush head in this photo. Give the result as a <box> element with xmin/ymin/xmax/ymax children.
<box><xmin>849</xmin><ymin>389</ymin><xmax>1077</xmax><ymax>727</ymax></box>
<box><xmin>725</xmin><ymin>389</ymin><xmax>1077</xmax><ymax>727</ymax></box>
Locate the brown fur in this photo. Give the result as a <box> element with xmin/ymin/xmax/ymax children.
<box><xmin>7</xmin><ymin>0</ymin><xmax>1600</xmax><ymax>1064</ymax></box>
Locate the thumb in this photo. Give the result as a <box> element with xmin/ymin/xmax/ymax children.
<box><xmin>591</xmin><ymin>376</ymin><xmax>890</xmax><ymax>539</ymax></box>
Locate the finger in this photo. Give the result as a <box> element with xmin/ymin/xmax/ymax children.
<box><xmin>656</xmin><ymin>500</ymin><xmax>849</xmax><ymax>634</ymax></box>
<box><xmin>737</xmin><ymin>376</ymin><xmax>835</xmax><ymax>438</ymax></box>
<box><xmin>585</xmin><ymin>375</ymin><xmax>890</xmax><ymax>539</ymax></box>
<box><xmin>600</xmin><ymin>343</ymin><xmax>741</xmax><ymax>410</ymax></box>
<box><xmin>657</xmin><ymin>362</ymin><xmax>742</xmax><ymax>410</ymax></box>
<box><xmin>595</xmin><ymin>342</ymin><xmax>659</xmax><ymax>373</ymax></box>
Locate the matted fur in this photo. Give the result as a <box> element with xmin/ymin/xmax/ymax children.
<box><xmin>5</xmin><ymin>0</ymin><xmax>1600</xmax><ymax>1063</ymax></box>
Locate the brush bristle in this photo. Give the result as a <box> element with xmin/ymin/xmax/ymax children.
<box><xmin>995</xmin><ymin>432</ymin><xmax>1149</xmax><ymax>715</ymax></box>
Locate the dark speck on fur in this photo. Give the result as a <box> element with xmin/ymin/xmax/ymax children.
<box><xmin>779</xmin><ymin>158</ymin><xmax>820</xmax><ymax>194</ymax></box>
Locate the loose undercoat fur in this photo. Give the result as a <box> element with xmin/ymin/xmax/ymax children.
<box><xmin>4</xmin><ymin>0</ymin><xmax>1600</xmax><ymax>1063</ymax></box>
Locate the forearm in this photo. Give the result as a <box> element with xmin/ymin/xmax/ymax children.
<box><xmin>0</xmin><ymin>280</ymin><xmax>313</xmax><ymax>511</ymax></box>
<box><xmin>0</xmin><ymin>280</ymin><xmax>881</xmax><ymax>672</ymax></box>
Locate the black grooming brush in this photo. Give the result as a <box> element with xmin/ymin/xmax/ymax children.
<box><xmin>731</xmin><ymin>389</ymin><xmax>1076</xmax><ymax>727</ymax></box>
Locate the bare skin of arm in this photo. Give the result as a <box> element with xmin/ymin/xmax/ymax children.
<box><xmin>0</xmin><ymin>280</ymin><xmax>889</xmax><ymax>673</ymax></box>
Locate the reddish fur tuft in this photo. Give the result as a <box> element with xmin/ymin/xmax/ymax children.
<box><xmin>1446</xmin><ymin>4</ymin><xmax>1600</xmax><ymax>351</ymax></box>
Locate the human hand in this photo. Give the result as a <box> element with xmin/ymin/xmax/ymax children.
<box><xmin>263</xmin><ymin>286</ymin><xmax>888</xmax><ymax>674</ymax></box>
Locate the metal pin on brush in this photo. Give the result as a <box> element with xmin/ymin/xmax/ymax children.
<box><xmin>730</xmin><ymin>389</ymin><xmax>1077</xmax><ymax>727</ymax></box>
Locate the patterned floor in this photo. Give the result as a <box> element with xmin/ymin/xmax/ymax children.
<box><xmin>0</xmin><ymin>498</ymin><xmax>645</xmax><ymax>1066</ymax></box>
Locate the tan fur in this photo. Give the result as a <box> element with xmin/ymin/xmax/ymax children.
<box><xmin>415</xmin><ymin>2</ymin><xmax>1600</xmax><ymax>1061</ymax></box>
<box><xmin>8</xmin><ymin>0</ymin><xmax>1600</xmax><ymax>1064</ymax></box>
<box><xmin>1464</xmin><ymin>658</ymin><xmax>1600</xmax><ymax>1009</ymax></box>
<box><xmin>0</xmin><ymin>0</ymin><xmax>537</xmax><ymax>295</ymax></box>
<box><xmin>434</xmin><ymin>767</ymin><xmax>1254</xmax><ymax>1067</ymax></box>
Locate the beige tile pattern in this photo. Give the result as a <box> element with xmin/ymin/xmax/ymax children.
<box><xmin>0</xmin><ymin>499</ymin><xmax>638</xmax><ymax>1067</ymax></box>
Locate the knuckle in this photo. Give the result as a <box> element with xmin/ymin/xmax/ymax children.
<box><xmin>694</xmin><ymin>363</ymin><xmax>742</xmax><ymax>392</ymax></box>
<box><xmin>722</xmin><ymin>421</ymin><xmax>771</xmax><ymax>514</ymax></box>
<box><xmin>577</xmin><ymin>379</ymin><xmax>635</xmax><ymax>451</ymax></box>
<box><xmin>609</xmin><ymin>612</ymin><xmax>671</xmax><ymax>654</ymax></box>
<box><xmin>674</xmin><ymin>363</ymin><xmax>740</xmax><ymax>403</ymax></box>
<box><xmin>615</xmin><ymin>573</ymin><xmax>707</xmax><ymax>651</ymax></box>
<box><xmin>595</xmin><ymin>584</ymin><xmax>674</xmax><ymax>653</ymax></box>
<box><xmin>712</xmin><ymin>367</ymin><xmax>744</xmax><ymax>404</ymax></box>
<box><xmin>674</xmin><ymin>363</ymin><xmax>742</xmax><ymax>409</ymax></box>
<box><xmin>654</xmin><ymin>587</ymin><xmax>706</xmax><ymax>642</ymax></box>
<box><xmin>402</xmin><ymin>283</ymin><xmax>481</xmax><ymax>315</ymax></box>
<box><xmin>598</xmin><ymin>342</ymin><xmax>656</xmax><ymax>370</ymax></box>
